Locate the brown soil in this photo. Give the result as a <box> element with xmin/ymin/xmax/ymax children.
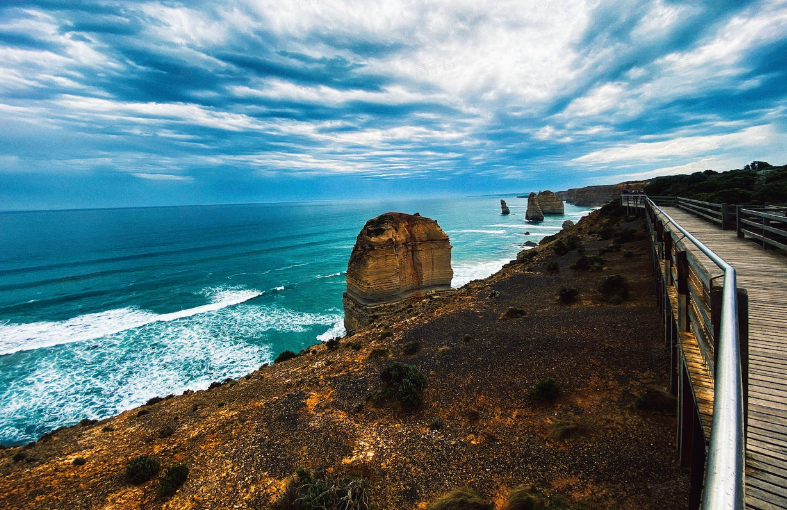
<box><xmin>0</xmin><ymin>207</ymin><xmax>690</xmax><ymax>509</ymax></box>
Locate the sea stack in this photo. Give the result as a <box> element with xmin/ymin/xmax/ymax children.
<box><xmin>537</xmin><ymin>190</ymin><xmax>564</xmax><ymax>215</ymax></box>
<box><xmin>500</xmin><ymin>199</ymin><xmax>510</xmax><ymax>215</ymax></box>
<box><xmin>343</xmin><ymin>212</ymin><xmax>453</xmax><ymax>334</ymax></box>
<box><xmin>525</xmin><ymin>192</ymin><xmax>544</xmax><ymax>222</ymax></box>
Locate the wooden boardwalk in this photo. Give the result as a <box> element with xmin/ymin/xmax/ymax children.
<box><xmin>659</xmin><ymin>206</ymin><xmax>787</xmax><ymax>510</ymax></box>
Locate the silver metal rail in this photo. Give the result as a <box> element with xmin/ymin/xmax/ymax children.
<box><xmin>647</xmin><ymin>198</ymin><xmax>745</xmax><ymax>510</ymax></box>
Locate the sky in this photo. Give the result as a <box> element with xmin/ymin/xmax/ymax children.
<box><xmin>1</xmin><ymin>0</ymin><xmax>786</xmax><ymax>210</ymax></box>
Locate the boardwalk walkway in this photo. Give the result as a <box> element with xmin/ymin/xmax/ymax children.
<box><xmin>659</xmin><ymin>206</ymin><xmax>787</xmax><ymax>510</ymax></box>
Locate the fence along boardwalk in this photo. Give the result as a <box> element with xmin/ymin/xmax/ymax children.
<box><xmin>658</xmin><ymin>205</ymin><xmax>787</xmax><ymax>509</ymax></box>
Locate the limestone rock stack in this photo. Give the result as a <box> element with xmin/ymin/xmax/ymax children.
<box><xmin>500</xmin><ymin>200</ymin><xmax>510</xmax><ymax>215</ymax></box>
<box><xmin>525</xmin><ymin>192</ymin><xmax>544</xmax><ymax>222</ymax></box>
<box><xmin>343</xmin><ymin>212</ymin><xmax>453</xmax><ymax>334</ymax></box>
<box><xmin>537</xmin><ymin>190</ymin><xmax>564</xmax><ymax>215</ymax></box>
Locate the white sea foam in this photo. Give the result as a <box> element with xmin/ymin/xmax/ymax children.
<box><xmin>450</xmin><ymin>229</ymin><xmax>507</xmax><ymax>234</ymax></box>
<box><xmin>0</xmin><ymin>287</ymin><xmax>263</xmax><ymax>355</ymax></box>
<box><xmin>317</xmin><ymin>317</ymin><xmax>346</xmax><ymax>342</ymax></box>
<box><xmin>316</xmin><ymin>272</ymin><xmax>344</xmax><ymax>279</ymax></box>
<box><xmin>452</xmin><ymin>258</ymin><xmax>513</xmax><ymax>288</ymax></box>
<box><xmin>273</xmin><ymin>286</ymin><xmax>285</xmax><ymax>291</ymax></box>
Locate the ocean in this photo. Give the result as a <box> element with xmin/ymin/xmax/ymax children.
<box><xmin>0</xmin><ymin>197</ymin><xmax>591</xmax><ymax>446</ymax></box>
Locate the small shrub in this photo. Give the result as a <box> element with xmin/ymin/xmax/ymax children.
<box><xmin>348</xmin><ymin>342</ymin><xmax>362</xmax><ymax>351</ymax></box>
<box><xmin>499</xmin><ymin>307</ymin><xmax>527</xmax><ymax>320</ymax></box>
<box><xmin>380</xmin><ymin>328</ymin><xmax>393</xmax><ymax>339</ymax></box>
<box><xmin>600</xmin><ymin>274</ymin><xmax>629</xmax><ymax>302</ymax></box>
<box><xmin>145</xmin><ymin>396</ymin><xmax>165</xmax><ymax>406</ymax></box>
<box><xmin>502</xmin><ymin>486</ymin><xmax>538</xmax><ymax>510</ymax></box>
<box><xmin>613</xmin><ymin>228</ymin><xmax>638</xmax><ymax>244</ymax></box>
<box><xmin>125</xmin><ymin>455</ymin><xmax>160</xmax><ymax>484</ymax></box>
<box><xmin>274</xmin><ymin>468</ymin><xmax>370</xmax><ymax>510</ymax></box>
<box><xmin>463</xmin><ymin>334</ymin><xmax>474</xmax><ymax>342</ymax></box>
<box><xmin>402</xmin><ymin>340</ymin><xmax>421</xmax><ymax>355</ymax></box>
<box><xmin>156</xmin><ymin>464</ymin><xmax>189</xmax><ymax>498</ymax></box>
<box><xmin>634</xmin><ymin>388</ymin><xmax>677</xmax><ymax>414</ymax></box>
<box><xmin>12</xmin><ymin>452</ymin><xmax>25</xmax><ymax>462</ymax></box>
<box><xmin>559</xmin><ymin>288</ymin><xmax>578</xmax><ymax>304</ymax></box>
<box><xmin>531</xmin><ymin>378</ymin><xmax>560</xmax><ymax>402</ymax></box>
<box><xmin>428</xmin><ymin>417</ymin><xmax>444</xmax><ymax>430</ymax></box>
<box><xmin>102</xmin><ymin>425</ymin><xmax>115</xmax><ymax>433</ymax></box>
<box><xmin>570</xmin><ymin>254</ymin><xmax>605</xmax><ymax>271</ymax></box>
<box><xmin>600</xmin><ymin>243</ymin><xmax>621</xmax><ymax>254</ymax></box>
<box><xmin>137</xmin><ymin>409</ymin><xmax>149</xmax><ymax>417</ymax></box>
<box><xmin>623</xmin><ymin>250</ymin><xmax>634</xmax><ymax>258</ymax></box>
<box><xmin>208</xmin><ymin>381</ymin><xmax>222</xmax><ymax>390</ymax></box>
<box><xmin>426</xmin><ymin>488</ymin><xmax>494</xmax><ymax>510</ymax></box>
<box><xmin>368</xmin><ymin>348</ymin><xmax>389</xmax><ymax>359</ymax></box>
<box><xmin>326</xmin><ymin>337</ymin><xmax>341</xmax><ymax>350</ymax></box>
<box><xmin>551</xmin><ymin>418</ymin><xmax>584</xmax><ymax>440</ymax></box>
<box><xmin>275</xmin><ymin>350</ymin><xmax>297</xmax><ymax>363</ymax></box>
<box><xmin>217</xmin><ymin>401</ymin><xmax>225</xmax><ymax>408</ymax></box>
<box><xmin>72</xmin><ymin>457</ymin><xmax>87</xmax><ymax>466</ymax></box>
<box><xmin>79</xmin><ymin>418</ymin><xmax>97</xmax><ymax>427</ymax></box>
<box><xmin>546</xmin><ymin>261</ymin><xmax>559</xmax><ymax>272</ymax></box>
<box><xmin>158</xmin><ymin>425</ymin><xmax>175</xmax><ymax>439</ymax></box>
<box><xmin>379</xmin><ymin>362</ymin><xmax>428</xmax><ymax>407</ymax></box>
<box><xmin>353</xmin><ymin>401</ymin><xmax>365</xmax><ymax>413</ymax></box>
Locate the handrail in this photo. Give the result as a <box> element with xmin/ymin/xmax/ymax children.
<box><xmin>647</xmin><ymin>198</ymin><xmax>745</xmax><ymax>510</ymax></box>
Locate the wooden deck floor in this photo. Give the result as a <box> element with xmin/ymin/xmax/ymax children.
<box><xmin>659</xmin><ymin>206</ymin><xmax>787</xmax><ymax>510</ymax></box>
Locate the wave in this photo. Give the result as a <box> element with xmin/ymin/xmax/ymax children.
<box><xmin>0</xmin><ymin>286</ymin><xmax>263</xmax><ymax>355</ymax></box>
<box><xmin>317</xmin><ymin>318</ymin><xmax>346</xmax><ymax>342</ymax></box>
<box><xmin>450</xmin><ymin>229</ymin><xmax>507</xmax><ymax>234</ymax></box>
<box><xmin>315</xmin><ymin>271</ymin><xmax>345</xmax><ymax>279</ymax></box>
<box><xmin>452</xmin><ymin>258</ymin><xmax>513</xmax><ymax>288</ymax></box>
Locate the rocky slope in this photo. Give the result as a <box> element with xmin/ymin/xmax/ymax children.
<box><xmin>0</xmin><ymin>204</ymin><xmax>689</xmax><ymax>510</ymax></box>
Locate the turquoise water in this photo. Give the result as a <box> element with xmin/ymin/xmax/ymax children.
<box><xmin>0</xmin><ymin>197</ymin><xmax>590</xmax><ymax>445</ymax></box>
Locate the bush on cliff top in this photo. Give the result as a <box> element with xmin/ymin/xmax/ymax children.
<box><xmin>426</xmin><ymin>488</ymin><xmax>494</xmax><ymax>510</ymax></box>
<box><xmin>275</xmin><ymin>467</ymin><xmax>370</xmax><ymax>510</ymax></box>
<box><xmin>378</xmin><ymin>362</ymin><xmax>427</xmax><ymax>407</ymax></box>
<box><xmin>125</xmin><ymin>455</ymin><xmax>160</xmax><ymax>484</ymax></box>
<box><xmin>275</xmin><ymin>350</ymin><xmax>298</xmax><ymax>363</ymax></box>
<box><xmin>156</xmin><ymin>463</ymin><xmax>189</xmax><ymax>498</ymax></box>
<box><xmin>531</xmin><ymin>378</ymin><xmax>560</xmax><ymax>402</ymax></box>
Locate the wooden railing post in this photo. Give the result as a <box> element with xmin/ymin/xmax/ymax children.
<box><xmin>738</xmin><ymin>288</ymin><xmax>749</xmax><ymax>440</ymax></box>
<box><xmin>721</xmin><ymin>203</ymin><xmax>730</xmax><ymax>230</ymax></box>
<box><xmin>711</xmin><ymin>284</ymin><xmax>722</xmax><ymax>370</ymax></box>
<box><xmin>676</xmin><ymin>251</ymin><xmax>689</xmax><ymax>332</ymax></box>
<box><xmin>736</xmin><ymin>206</ymin><xmax>744</xmax><ymax>238</ymax></box>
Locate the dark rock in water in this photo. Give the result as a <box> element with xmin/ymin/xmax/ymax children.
<box><xmin>343</xmin><ymin>212</ymin><xmax>453</xmax><ymax>334</ymax></box>
<box><xmin>525</xmin><ymin>193</ymin><xmax>544</xmax><ymax>222</ymax></box>
<box><xmin>523</xmin><ymin>241</ymin><xmax>538</xmax><ymax>247</ymax></box>
<box><xmin>562</xmin><ymin>220</ymin><xmax>574</xmax><ymax>229</ymax></box>
<box><xmin>500</xmin><ymin>199</ymin><xmax>510</xmax><ymax>215</ymax></box>
<box><xmin>537</xmin><ymin>190</ymin><xmax>564</xmax><ymax>214</ymax></box>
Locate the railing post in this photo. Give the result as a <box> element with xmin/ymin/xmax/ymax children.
<box><xmin>721</xmin><ymin>203</ymin><xmax>730</xmax><ymax>230</ymax></box>
<box><xmin>738</xmin><ymin>288</ymin><xmax>749</xmax><ymax>441</ymax></box>
<box><xmin>690</xmin><ymin>408</ymin><xmax>707</xmax><ymax>510</ymax></box>
<box><xmin>676</xmin><ymin>251</ymin><xmax>689</xmax><ymax>332</ymax></box>
<box><xmin>711</xmin><ymin>284</ymin><xmax>722</xmax><ymax>370</ymax></box>
<box><xmin>736</xmin><ymin>206</ymin><xmax>744</xmax><ymax>238</ymax></box>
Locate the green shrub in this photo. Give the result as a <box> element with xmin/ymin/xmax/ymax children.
<box><xmin>428</xmin><ymin>417</ymin><xmax>444</xmax><ymax>430</ymax></box>
<box><xmin>368</xmin><ymin>348</ymin><xmax>390</xmax><ymax>359</ymax></box>
<box><xmin>402</xmin><ymin>340</ymin><xmax>421</xmax><ymax>355</ymax></box>
<box><xmin>158</xmin><ymin>425</ymin><xmax>175</xmax><ymax>439</ymax></box>
<box><xmin>348</xmin><ymin>342</ymin><xmax>362</xmax><ymax>351</ymax></box>
<box><xmin>600</xmin><ymin>275</ymin><xmax>629</xmax><ymax>302</ymax></box>
<box><xmin>72</xmin><ymin>457</ymin><xmax>87</xmax><ymax>466</ymax></box>
<box><xmin>570</xmin><ymin>255</ymin><xmax>604</xmax><ymax>271</ymax></box>
<box><xmin>275</xmin><ymin>350</ymin><xmax>298</xmax><ymax>363</ymax></box>
<box><xmin>502</xmin><ymin>486</ymin><xmax>538</xmax><ymax>510</ymax></box>
<box><xmin>353</xmin><ymin>401</ymin><xmax>365</xmax><ymax>413</ymax></box>
<box><xmin>546</xmin><ymin>261</ymin><xmax>559</xmax><ymax>272</ymax></box>
<box><xmin>552</xmin><ymin>235</ymin><xmax>581</xmax><ymax>256</ymax></box>
<box><xmin>125</xmin><ymin>455</ymin><xmax>160</xmax><ymax>484</ymax></box>
<box><xmin>559</xmin><ymin>288</ymin><xmax>578</xmax><ymax>304</ymax></box>
<box><xmin>136</xmin><ymin>409</ymin><xmax>150</xmax><ymax>417</ymax></box>
<box><xmin>146</xmin><ymin>396</ymin><xmax>164</xmax><ymax>406</ymax></box>
<box><xmin>326</xmin><ymin>337</ymin><xmax>341</xmax><ymax>350</ymax></box>
<box><xmin>12</xmin><ymin>452</ymin><xmax>26</xmax><ymax>462</ymax></box>
<box><xmin>380</xmin><ymin>328</ymin><xmax>393</xmax><ymax>339</ymax></box>
<box><xmin>156</xmin><ymin>464</ymin><xmax>189</xmax><ymax>498</ymax></box>
<box><xmin>551</xmin><ymin>418</ymin><xmax>584</xmax><ymax>440</ymax></box>
<box><xmin>531</xmin><ymin>378</ymin><xmax>560</xmax><ymax>402</ymax></box>
<box><xmin>613</xmin><ymin>228</ymin><xmax>638</xmax><ymax>244</ymax></box>
<box><xmin>274</xmin><ymin>468</ymin><xmax>370</xmax><ymax>510</ymax></box>
<box><xmin>379</xmin><ymin>362</ymin><xmax>428</xmax><ymax>407</ymax></box>
<box><xmin>600</xmin><ymin>243</ymin><xmax>621</xmax><ymax>254</ymax></box>
<box><xmin>208</xmin><ymin>381</ymin><xmax>222</xmax><ymax>390</ymax></box>
<box><xmin>79</xmin><ymin>418</ymin><xmax>97</xmax><ymax>426</ymax></box>
<box><xmin>499</xmin><ymin>307</ymin><xmax>527</xmax><ymax>319</ymax></box>
<box><xmin>426</xmin><ymin>488</ymin><xmax>494</xmax><ymax>510</ymax></box>
<box><xmin>463</xmin><ymin>334</ymin><xmax>474</xmax><ymax>342</ymax></box>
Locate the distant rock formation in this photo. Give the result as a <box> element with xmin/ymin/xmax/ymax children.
<box><xmin>562</xmin><ymin>220</ymin><xmax>574</xmax><ymax>229</ymax></box>
<box><xmin>343</xmin><ymin>212</ymin><xmax>453</xmax><ymax>334</ymax></box>
<box><xmin>500</xmin><ymin>200</ymin><xmax>510</xmax><ymax>215</ymax></box>
<box><xmin>523</xmin><ymin>241</ymin><xmax>538</xmax><ymax>247</ymax></box>
<box><xmin>537</xmin><ymin>190</ymin><xmax>564</xmax><ymax>215</ymax></box>
<box><xmin>557</xmin><ymin>181</ymin><xmax>649</xmax><ymax>207</ymax></box>
<box><xmin>525</xmin><ymin>192</ymin><xmax>544</xmax><ymax>222</ymax></box>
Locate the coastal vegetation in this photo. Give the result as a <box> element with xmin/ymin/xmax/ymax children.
<box><xmin>644</xmin><ymin>161</ymin><xmax>787</xmax><ymax>204</ymax></box>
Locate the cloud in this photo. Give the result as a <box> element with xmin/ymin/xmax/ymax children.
<box><xmin>0</xmin><ymin>0</ymin><xmax>786</xmax><ymax>209</ymax></box>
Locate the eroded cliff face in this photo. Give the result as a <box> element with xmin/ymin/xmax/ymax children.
<box><xmin>343</xmin><ymin>212</ymin><xmax>453</xmax><ymax>333</ymax></box>
<box><xmin>525</xmin><ymin>192</ymin><xmax>544</xmax><ymax>222</ymax></box>
<box><xmin>537</xmin><ymin>190</ymin><xmax>564</xmax><ymax>215</ymax></box>
<box><xmin>500</xmin><ymin>200</ymin><xmax>511</xmax><ymax>215</ymax></box>
<box><xmin>557</xmin><ymin>181</ymin><xmax>649</xmax><ymax>206</ymax></box>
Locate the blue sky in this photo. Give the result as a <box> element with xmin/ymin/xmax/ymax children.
<box><xmin>1</xmin><ymin>0</ymin><xmax>786</xmax><ymax>210</ymax></box>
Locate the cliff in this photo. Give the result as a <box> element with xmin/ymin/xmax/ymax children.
<box><xmin>536</xmin><ymin>190</ymin><xmax>564</xmax><ymax>214</ymax></box>
<box><xmin>500</xmin><ymin>199</ymin><xmax>510</xmax><ymax>215</ymax></box>
<box><xmin>524</xmin><ymin>192</ymin><xmax>544</xmax><ymax>222</ymax></box>
<box><xmin>343</xmin><ymin>212</ymin><xmax>453</xmax><ymax>333</ymax></box>
<box><xmin>0</xmin><ymin>207</ymin><xmax>689</xmax><ymax>510</ymax></box>
<box><xmin>557</xmin><ymin>181</ymin><xmax>649</xmax><ymax>207</ymax></box>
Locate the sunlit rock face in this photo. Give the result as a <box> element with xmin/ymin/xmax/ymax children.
<box><xmin>343</xmin><ymin>212</ymin><xmax>453</xmax><ymax>334</ymax></box>
<box><xmin>525</xmin><ymin>193</ymin><xmax>544</xmax><ymax>223</ymax></box>
<box><xmin>537</xmin><ymin>190</ymin><xmax>564</xmax><ymax>215</ymax></box>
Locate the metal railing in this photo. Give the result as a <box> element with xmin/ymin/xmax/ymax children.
<box><xmin>645</xmin><ymin>197</ymin><xmax>745</xmax><ymax>510</ymax></box>
<box><xmin>737</xmin><ymin>207</ymin><xmax>787</xmax><ymax>251</ymax></box>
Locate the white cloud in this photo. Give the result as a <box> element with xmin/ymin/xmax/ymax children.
<box><xmin>132</xmin><ymin>173</ymin><xmax>193</xmax><ymax>181</ymax></box>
